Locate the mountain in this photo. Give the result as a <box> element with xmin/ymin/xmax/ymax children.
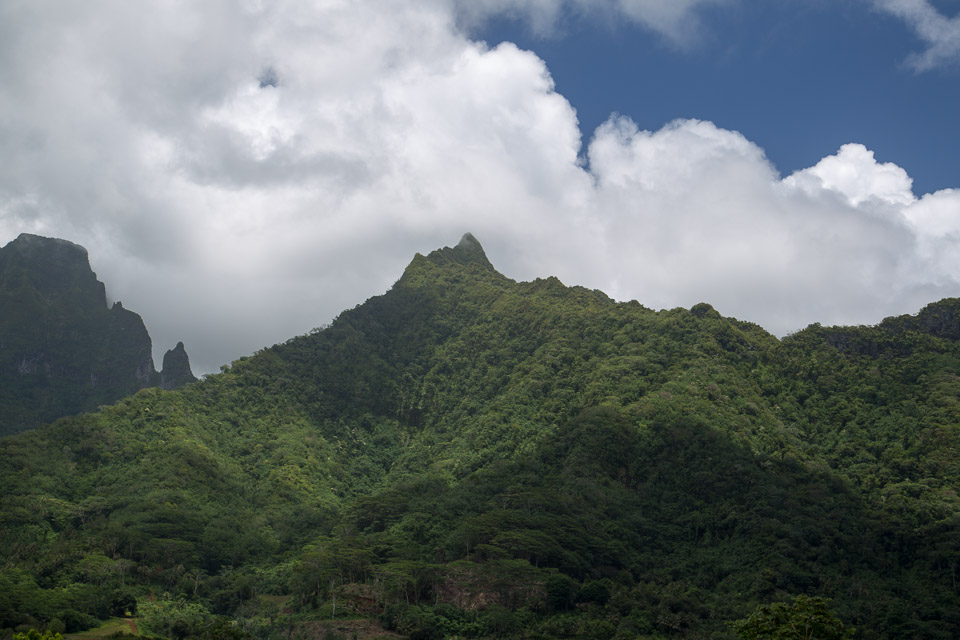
<box><xmin>161</xmin><ymin>342</ymin><xmax>198</xmax><ymax>391</ymax></box>
<box><xmin>0</xmin><ymin>234</ymin><xmax>958</xmax><ymax>639</ymax></box>
<box><xmin>0</xmin><ymin>233</ymin><xmax>196</xmax><ymax>435</ymax></box>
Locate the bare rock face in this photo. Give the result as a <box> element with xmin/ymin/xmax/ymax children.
<box><xmin>0</xmin><ymin>233</ymin><xmax>192</xmax><ymax>434</ymax></box>
<box><xmin>0</xmin><ymin>234</ymin><xmax>106</xmax><ymax>306</ymax></box>
<box><xmin>161</xmin><ymin>341</ymin><xmax>198</xmax><ymax>390</ymax></box>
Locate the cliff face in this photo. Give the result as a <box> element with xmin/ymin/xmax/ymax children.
<box><xmin>0</xmin><ymin>233</ymin><xmax>194</xmax><ymax>435</ymax></box>
<box><xmin>0</xmin><ymin>234</ymin><xmax>106</xmax><ymax>308</ymax></box>
<box><xmin>161</xmin><ymin>341</ymin><xmax>198</xmax><ymax>390</ymax></box>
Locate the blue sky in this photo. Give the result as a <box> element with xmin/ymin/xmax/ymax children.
<box><xmin>0</xmin><ymin>0</ymin><xmax>958</xmax><ymax>372</ymax></box>
<box><xmin>477</xmin><ymin>1</ymin><xmax>959</xmax><ymax>195</ymax></box>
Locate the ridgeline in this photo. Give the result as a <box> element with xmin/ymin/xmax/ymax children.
<box><xmin>1</xmin><ymin>235</ymin><xmax>958</xmax><ymax>639</ymax></box>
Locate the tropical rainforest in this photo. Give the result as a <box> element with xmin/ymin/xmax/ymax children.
<box><xmin>1</xmin><ymin>234</ymin><xmax>958</xmax><ymax>639</ymax></box>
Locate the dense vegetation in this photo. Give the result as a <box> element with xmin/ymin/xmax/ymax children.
<box><xmin>1</xmin><ymin>234</ymin><xmax>958</xmax><ymax>639</ymax></box>
<box><xmin>0</xmin><ymin>234</ymin><xmax>195</xmax><ymax>436</ymax></box>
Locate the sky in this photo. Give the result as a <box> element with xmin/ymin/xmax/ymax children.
<box><xmin>0</xmin><ymin>0</ymin><xmax>958</xmax><ymax>375</ymax></box>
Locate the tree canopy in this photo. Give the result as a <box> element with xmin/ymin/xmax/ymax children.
<box><xmin>2</xmin><ymin>238</ymin><xmax>959</xmax><ymax>638</ymax></box>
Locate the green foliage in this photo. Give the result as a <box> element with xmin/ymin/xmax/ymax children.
<box><xmin>12</xmin><ymin>630</ymin><xmax>62</xmax><ymax>640</ymax></box>
<box><xmin>2</xmin><ymin>238</ymin><xmax>960</xmax><ymax>638</ymax></box>
<box><xmin>138</xmin><ymin>597</ymin><xmax>212</xmax><ymax>640</ymax></box>
<box><xmin>579</xmin><ymin>580</ymin><xmax>611</xmax><ymax>606</ymax></box>
<box><xmin>545</xmin><ymin>575</ymin><xmax>578</xmax><ymax>612</ymax></box>
<box><xmin>732</xmin><ymin>595</ymin><xmax>854</xmax><ymax>640</ymax></box>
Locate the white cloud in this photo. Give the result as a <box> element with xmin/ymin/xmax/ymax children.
<box><xmin>873</xmin><ymin>0</ymin><xmax>960</xmax><ymax>70</ymax></box>
<box><xmin>1</xmin><ymin>0</ymin><xmax>959</xmax><ymax>374</ymax></box>
<box><xmin>783</xmin><ymin>143</ymin><xmax>915</xmax><ymax>208</ymax></box>
<box><xmin>451</xmin><ymin>0</ymin><xmax>728</xmax><ymax>43</ymax></box>
<box><xmin>583</xmin><ymin>121</ymin><xmax>955</xmax><ymax>334</ymax></box>
<box><xmin>903</xmin><ymin>188</ymin><xmax>960</xmax><ymax>281</ymax></box>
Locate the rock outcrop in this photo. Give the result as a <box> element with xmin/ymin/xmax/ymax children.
<box><xmin>161</xmin><ymin>341</ymin><xmax>198</xmax><ymax>390</ymax></box>
<box><xmin>0</xmin><ymin>233</ymin><xmax>194</xmax><ymax>434</ymax></box>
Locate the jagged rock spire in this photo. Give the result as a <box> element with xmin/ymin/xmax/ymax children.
<box><xmin>161</xmin><ymin>341</ymin><xmax>198</xmax><ymax>390</ymax></box>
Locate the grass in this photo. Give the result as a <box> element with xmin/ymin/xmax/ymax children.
<box><xmin>66</xmin><ymin>618</ymin><xmax>136</xmax><ymax>639</ymax></box>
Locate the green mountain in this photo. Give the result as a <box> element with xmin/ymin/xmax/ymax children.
<box><xmin>1</xmin><ymin>234</ymin><xmax>958</xmax><ymax>639</ymax></box>
<box><xmin>0</xmin><ymin>234</ymin><xmax>196</xmax><ymax>435</ymax></box>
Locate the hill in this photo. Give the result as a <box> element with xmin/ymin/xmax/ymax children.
<box><xmin>0</xmin><ymin>234</ymin><xmax>196</xmax><ymax>435</ymax></box>
<box><xmin>1</xmin><ymin>234</ymin><xmax>958</xmax><ymax>639</ymax></box>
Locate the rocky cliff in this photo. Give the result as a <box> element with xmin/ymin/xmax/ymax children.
<box><xmin>0</xmin><ymin>233</ymin><xmax>195</xmax><ymax>435</ymax></box>
<box><xmin>161</xmin><ymin>341</ymin><xmax>198</xmax><ymax>390</ymax></box>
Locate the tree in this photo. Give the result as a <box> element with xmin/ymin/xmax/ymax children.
<box><xmin>545</xmin><ymin>574</ymin><xmax>578</xmax><ymax>612</ymax></box>
<box><xmin>733</xmin><ymin>595</ymin><xmax>854</xmax><ymax>640</ymax></box>
<box><xmin>138</xmin><ymin>596</ymin><xmax>212</xmax><ymax>639</ymax></box>
<box><xmin>13</xmin><ymin>632</ymin><xmax>62</xmax><ymax>640</ymax></box>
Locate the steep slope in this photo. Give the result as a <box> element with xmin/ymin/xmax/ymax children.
<box><xmin>0</xmin><ymin>234</ymin><xmax>196</xmax><ymax>435</ymax></box>
<box><xmin>1</xmin><ymin>234</ymin><xmax>958</xmax><ymax>639</ymax></box>
<box><xmin>161</xmin><ymin>342</ymin><xmax>198</xmax><ymax>391</ymax></box>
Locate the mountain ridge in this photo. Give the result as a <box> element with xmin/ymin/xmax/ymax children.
<box><xmin>1</xmin><ymin>234</ymin><xmax>958</xmax><ymax>639</ymax></box>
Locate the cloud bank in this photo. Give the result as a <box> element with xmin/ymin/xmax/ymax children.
<box><xmin>0</xmin><ymin>0</ymin><xmax>958</xmax><ymax>373</ymax></box>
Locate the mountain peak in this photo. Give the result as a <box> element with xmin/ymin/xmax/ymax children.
<box><xmin>396</xmin><ymin>233</ymin><xmax>499</xmax><ymax>288</ymax></box>
<box><xmin>5</xmin><ymin>233</ymin><xmax>91</xmax><ymax>270</ymax></box>
<box><xmin>0</xmin><ymin>233</ymin><xmax>105</xmax><ymax>306</ymax></box>
<box><xmin>0</xmin><ymin>233</ymin><xmax>199</xmax><ymax>434</ymax></box>
<box><xmin>456</xmin><ymin>232</ymin><xmax>481</xmax><ymax>250</ymax></box>
<box><xmin>161</xmin><ymin>341</ymin><xmax>197</xmax><ymax>390</ymax></box>
<box><xmin>428</xmin><ymin>232</ymin><xmax>495</xmax><ymax>271</ymax></box>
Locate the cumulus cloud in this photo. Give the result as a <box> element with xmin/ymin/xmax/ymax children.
<box><xmin>583</xmin><ymin>121</ymin><xmax>956</xmax><ymax>334</ymax></box>
<box><xmin>784</xmin><ymin>143</ymin><xmax>915</xmax><ymax>208</ymax></box>
<box><xmin>873</xmin><ymin>0</ymin><xmax>960</xmax><ymax>70</ymax></box>
<box><xmin>0</xmin><ymin>0</ymin><xmax>959</xmax><ymax>374</ymax></box>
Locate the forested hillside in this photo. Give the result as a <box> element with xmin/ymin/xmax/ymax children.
<box><xmin>1</xmin><ymin>234</ymin><xmax>958</xmax><ymax>639</ymax></box>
